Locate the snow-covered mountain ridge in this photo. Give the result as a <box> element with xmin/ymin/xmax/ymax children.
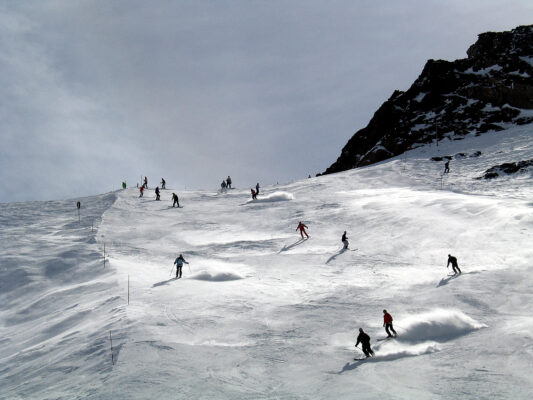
<box><xmin>325</xmin><ymin>24</ymin><xmax>533</xmax><ymax>175</ymax></box>
<box><xmin>1</xmin><ymin>124</ymin><xmax>532</xmax><ymax>399</ymax></box>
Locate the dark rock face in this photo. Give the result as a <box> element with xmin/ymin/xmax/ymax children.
<box><xmin>324</xmin><ymin>25</ymin><xmax>533</xmax><ymax>175</ymax></box>
<box><xmin>477</xmin><ymin>159</ymin><xmax>533</xmax><ymax>179</ymax></box>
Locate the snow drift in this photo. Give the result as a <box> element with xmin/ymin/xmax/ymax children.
<box><xmin>246</xmin><ymin>191</ymin><xmax>294</xmax><ymax>203</ymax></box>
<box><xmin>395</xmin><ymin>309</ymin><xmax>487</xmax><ymax>343</ymax></box>
<box><xmin>190</xmin><ymin>271</ymin><xmax>243</xmax><ymax>282</ymax></box>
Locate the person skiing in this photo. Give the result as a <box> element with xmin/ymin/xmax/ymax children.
<box><xmin>296</xmin><ymin>221</ymin><xmax>309</xmax><ymax>239</ymax></box>
<box><xmin>172</xmin><ymin>193</ymin><xmax>180</xmax><ymax>208</ymax></box>
<box><xmin>155</xmin><ymin>186</ymin><xmax>160</xmax><ymax>201</ymax></box>
<box><xmin>161</xmin><ymin>178</ymin><xmax>166</xmax><ymax>189</ymax></box>
<box><xmin>221</xmin><ymin>180</ymin><xmax>227</xmax><ymax>191</ymax></box>
<box><xmin>447</xmin><ymin>254</ymin><xmax>461</xmax><ymax>274</ymax></box>
<box><xmin>342</xmin><ymin>231</ymin><xmax>349</xmax><ymax>249</ymax></box>
<box><xmin>76</xmin><ymin>201</ymin><xmax>81</xmax><ymax>210</ymax></box>
<box><xmin>174</xmin><ymin>254</ymin><xmax>189</xmax><ymax>279</ymax></box>
<box><xmin>383</xmin><ymin>309</ymin><xmax>397</xmax><ymax>338</ymax></box>
<box><xmin>122</xmin><ymin>181</ymin><xmax>127</xmax><ymax>189</ymax></box>
<box><xmin>139</xmin><ymin>185</ymin><xmax>144</xmax><ymax>197</ymax></box>
<box><xmin>226</xmin><ymin>176</ymin><xmax>232</xmax><ymax>189</ymax></box>
<box><xmin>251</xmin><ymin>188</ymin><xmax>257</xmax><ymax>200</ymax></box>
<box><xmin>355</xmin><ymin>328</ymin><xmax>374</xmax><ymax>358</ymax></box>
<box><xmin>255</xmin><ymin>182</ymin><xmax>260</xmax><ymax>195</ymax></box>
<box><xmin>143</xmin><ymin>176</ymin><xmax>148</xmax><ymax>189</ymax></box>
<box><xmin>444</xmin><ymin>160</ymin><xmax>450</xmax><ymax>174</ymax></box>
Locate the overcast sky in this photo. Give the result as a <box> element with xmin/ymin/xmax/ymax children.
<box><xmin>1</xmin><ymin>1</ymin><xmax>532</xmax><ymax>203</ymax></box>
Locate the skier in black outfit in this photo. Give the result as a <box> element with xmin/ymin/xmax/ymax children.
<box><xmin>226</xmin><ymin>176</ymin><xmax>232</xmax><ymax>189</ymax></box>
<box><xmin>355</xmin><ymin>328</ymin><xmax>374</xmax><ymax>358</ymax></box>
<box><xmin>342</xmin><ymin>231</ymin><xmax>349</xmax><ymax>249</ymax></box>
<box><xmin>255</xmin><ymin>182</ymin><xmax>260</xmax><ymax>195</ymax></box>
<box><xmin>447</xmin><ymin>254</ymin><xmax>461</xmax><ymax>274</ymax></box>
<box><xmin>155</xmin><ymin>186</ymin><xmax>160</xmax><ymax>201</ymax></box>
<box><xmin>172</xmin><ymin>193</ymin><xmax>180</xmax><ymax>208</ymax></box>
<box><xmin>161</xmin><ymin>178</ymin><xmax>166</xmax><ymax>189</ymax></box>
<box><xmin>143</xmin><ymin>176</ymin><xmax>148</xmax><ymax>189</ymax></box>
<box><xmin>444</xmin><ymin>161</ymin><xmax>450</xmax><ymax>174</ymax></box>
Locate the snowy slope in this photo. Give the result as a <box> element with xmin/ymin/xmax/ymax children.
<box><xmin>1</xmin><ymin>125</ymin><xmax>533</xmax><ymax>399</ymax></box>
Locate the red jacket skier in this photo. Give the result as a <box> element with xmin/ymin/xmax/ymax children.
<box><xmin>383</xmin><ymin>309</ymin><xmax>397</xmax><ymax>338</ymax></box>
<box><xmin>296</xmin><ymin>221</ymin><xmax>309</xmax><ymax>239</ymax></box>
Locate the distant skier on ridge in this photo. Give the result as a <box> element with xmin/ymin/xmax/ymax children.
<box><xmin>255</xmin><ymin>182</ymin><xmax>260</xmax><ymax>195</ymax></box>
<box><xmin>143</xmin><ymin>176</ymin><xmax>148</xmax><ymax>189</ymax></box>
<box><xmin>172</xmin><ymin>193</ymin><xmax>180</xmax><ymax>208</ymax></box>
<box><xmin>174</xmin><ymin>254</ymin><xmax>189</xmax><ymax>279</ymax></box>
<box><xmin>383</xmin><ymin>309</ymin><xmax>397</xmax><ymax>338</ymax></box>
<box><xmin>226</xmin><ymin>176</ymin><xmax>232</xmax><ymax>189</ymax></box>
<box><xmin>444</xmin><ymin>160</ymin><xmax>450</xmax><ymax>174</ymax></box>
<box><xmin>355</xmin><ymin>328</ymin><xmax>374</xmax><ymax>358</ymax></box>
<box><xmin>161</xmin><ymin>178</ymin><xmax>166</xmax><ymax>189</ymax></box>
<box><xmin>296</xmin><ymin>221</ymin><xmax>309</xmax><ymax>239</ymax></box>
<box><xmin>447</xmin><ymin>254</ymin><xmax>461</xmax><ymax>275</ymax></box>
<box><xmin>155</xmin><ymin>186</ymin><xmax>160</xmax><ymax>201</ymax></box>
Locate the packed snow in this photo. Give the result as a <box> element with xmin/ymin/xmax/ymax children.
<box><xmin>1</xmin><ymin>124</ymin><xmax>532</xmax><ymax>399</ymax></box>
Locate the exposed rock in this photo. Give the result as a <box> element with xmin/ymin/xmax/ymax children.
<box><xmin>324</xmin><ymin>25</ymin><xmax>533</xmax><ymax>175</ymax></box>
<box><xmin>477</xmin><ymin>159</ymin><xmax>533</xmax><ymax>179</ymax></box>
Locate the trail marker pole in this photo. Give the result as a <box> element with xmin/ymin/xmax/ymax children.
<box><xmin>109</xmin><ymin>330</ymin><xmax>114</xmax><ymax>365</ymax></box>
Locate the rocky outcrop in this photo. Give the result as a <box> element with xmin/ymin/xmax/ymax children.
<box><xmin>324</xmin><ymin>25</ymin><xmax>533</xmax><ymax>175</ymax></box>
<box><xmin>477</xmin><ymin>159</ymin><xmax>533</xmax><ymax>179</ymax></box>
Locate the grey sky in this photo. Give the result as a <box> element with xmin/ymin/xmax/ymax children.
<box><xmin>1</xmin><ymin>1</ymin><xmax>532</xmax><ymax>203</ymax></box>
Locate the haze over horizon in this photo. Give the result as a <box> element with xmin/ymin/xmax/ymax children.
<box><xmin>1</xmin><ymin>0</ymin><xmax>532</xmax><ymax>203</ymax></box>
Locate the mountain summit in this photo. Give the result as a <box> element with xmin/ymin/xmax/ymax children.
<box><xmin>324</xmin><ymin>25</ymin><xmax>533</xmax><ymax>175</ymax></box>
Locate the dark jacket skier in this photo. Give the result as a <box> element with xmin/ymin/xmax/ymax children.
<box><xmin>255</xmin><ymin>182</ymin><xmax>260</xmax><ymax>195</ymax></box>
<box><xmin>172</xmin><ymin>193</ymin><xmax>180</xmax><ymax>208</ymax></box>
<box><xmin>342</xmin><ymin>231</ymin><xmax>349</xmax><ymax>249</ymax></box>
<box><xmin>161</xmin><ymin>178</ymin><xmax>166</xmax><ymax>189</ymax></box>
<box><xmin>355</xmin><ymin>328</ymin><xmax>374</xmax><ymax>357</ymax></box>
<box><xmin>444</xmin><ymin>161</ymin><xmax>450</xmax><ymax>173</ymax></box>
<box><xmin>447</xmin><ymin>254</ymin><xmax>461</xmax><ymax>274</ymax></box>
<box><xmin>383</xmin><ymin>310</ymin><xmax>397</xmax><ymax>337</ymax></box>
<box><xmin>174</xmin><ymin>254</ymin><xmax>189</xmax><ymax>279</ymax></box>
<box><xmin>155</xmin><ymin>186</ymin><xmax>160</xmax><ymax>201</ymax></box>
<box><xmin>226</xmin><ymin>176</ymin><xmax>232</xmax><ymax>189</ymax></box>
<box><xmin>144</xmin><ymin>176</ymin><xmax>148</xmax><ymax>189</ymax></box>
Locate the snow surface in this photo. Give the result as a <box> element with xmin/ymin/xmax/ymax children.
<box><xmin>1</xmin><ymin>124</ymin><xmax>533</xmax><ymax>399</ymax></box>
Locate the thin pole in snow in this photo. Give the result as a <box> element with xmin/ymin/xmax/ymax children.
<box><xmin>109</xmin><ymin>330</ymin><xmax>114</xmax><ymax>365</ymax></box>
<box><xmin>78</xmin><ymin>208</ymin><xmax>80</xmax><ymax>224</ymax></box>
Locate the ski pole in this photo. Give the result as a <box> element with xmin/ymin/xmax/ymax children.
<box><xmin>188</xmin><ymin>263</ymin><xmax>191</xmax><ymax>274</ymax></box>
<box><xmin>170</xmin><ymin>265</ymin><xmax>175</xmax><ymax>277</ymax></box>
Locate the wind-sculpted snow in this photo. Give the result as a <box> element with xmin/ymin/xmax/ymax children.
<box><xmin>246</xmin><ymin>190</ymin><xmax>294</xmax><ymax>203</ymax></box>
<box><xmin>394</xmin><ymin>309</ymin><xmax>487</xmax><ymax>343</ymax></box>
<box><xmin>2</xmin><ymin>124</ymin><xmax>533</xmax><ymax>399</ymax></box>
<box><xmin>190</xmin><ymin>270</ymin><xmax>243</xmax><ymax>281</ymax></box>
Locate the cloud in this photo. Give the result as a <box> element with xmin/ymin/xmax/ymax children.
<box><xmin>1</xmin><ymin>1</ymin><xmax>532</xmax><ymax>202</ymax></box>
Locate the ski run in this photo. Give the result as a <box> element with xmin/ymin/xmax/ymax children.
<box><xmin>1</xmin><ymin>124</ymin><xmax>533</xmax><ymax>399</ymax></box>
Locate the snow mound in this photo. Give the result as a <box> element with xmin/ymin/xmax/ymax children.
<box><xmin>190</xmin><ymin>271</ymin><xmax>243</xmax><ymax>282</ymax></box>
<box><xmin>247</xmin><ymin>191</ymin><xmax>294</xmax><ymax>203</ymax></box>
<box><xmin>396</xmin><ymin>309</ymin><xmax>486</xmax><ymax>343</ymax></box>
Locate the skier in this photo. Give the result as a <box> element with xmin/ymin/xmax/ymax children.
<box><xmin>296</xmin><ymin>221</ymin><xmax>309</xmax><ymax>239</ymax></box>
<box><xmin>342</xmin><ymin>231</ymin><xmax>349</xmax><ymax>249</ymax></box>
<box><xmin>172</xmin><ymin>193</ymin><xmax>180</xmax><ymax>208</ymax></box>
<box><xmin>122</xmin><ymin>181</ymin><xmax>126</xmax><ymax>189</ymax></box>
<box><xmin>155</xmin><ymin>186</ymin><xmax>160</xmax><ymax>201</ymax></box>
<box><xmin>143</xmin><ymin>176</ymin><xmax>148</xmax><ymax>189</ymax></box>
<box><xmin>447</xmin><ymin>254</ymin><xmax>461</xmax><ymax>274</ymax></box>
<box><xmin>173</xmin><ymin>254</ymin><xmax>189</xmax><ymax>279</ymax></box>
<box><xmin>161</xmin><ymin>178</ymin><xmax>166</xmax><ymax>189</ymax></box>
<box><xmin>221</xmin><ymin>180</ymin><xmax>227</xmax><ymax>190</ymax></box>
<box><xmin>444</xmin><ymin>160</ymin><xmax>450</xmax><ymax>174</ymax></box>
<box><xmin>226</xmin><ymin>176</ymin><xmax>232</xmax><ymax>189</ymax></box>
<box><xmin>251</xmin><ymin>188</ymin><xmax>257</xmax><ymax>200</ymax></box>
<box><xmin>76</xmin><ymin>201</ymin><xmax>81</xmax><ymax>210</ymax></box>
<box><xmin>383</xmin><ymin>309</ymin><xmax>397</xmax><ymax>338</ymax></box>
<box><xmin>255</xmin><ymin>182</ymin><xmax>260</xmax><ymax>195</ymax></box>
<box><xmin>139</xmin><ymin>186</ymin><xmax>144</xmax><ymax>197</ymax></box>
<box><xmin>355</xmin><ymin>328</ymin><xmax>374</xmax><ymax>358</ymax></box>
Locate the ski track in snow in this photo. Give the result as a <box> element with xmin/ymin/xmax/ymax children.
<box><xmin>1</xmin><ymin>125</ymin><xmax>533</xmax><ymax>399</ymax></box>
